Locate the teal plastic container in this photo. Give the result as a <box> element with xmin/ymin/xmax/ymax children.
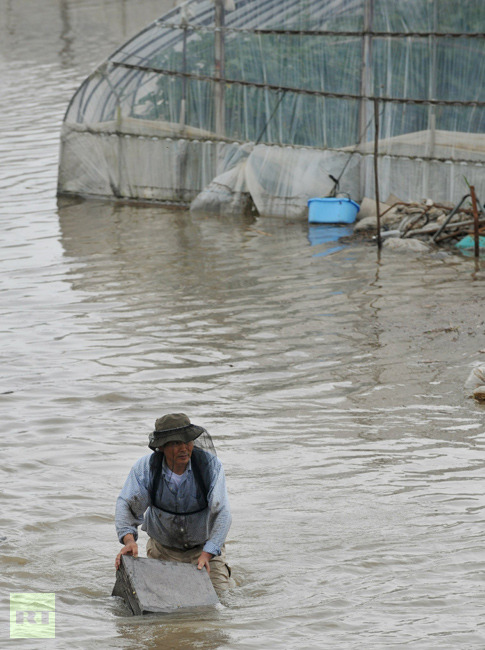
<box><xmin>308</xmin><ymin>197</ymin><xmax>360</xmax><ymax>224</ymax></box>
<box><xmin>455</xmin><ymin>235</ymin><xmax>485</xmax><ymax>249</ymax></box>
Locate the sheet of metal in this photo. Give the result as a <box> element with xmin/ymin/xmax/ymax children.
<box><xmin>112</xmin><ymin>556</ymin><xmax>219</xmax><ymax>616</ymax></box>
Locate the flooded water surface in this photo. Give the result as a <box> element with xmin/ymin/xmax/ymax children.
<box><xmin>1</xmin><ymin>2</ymin><xmax>485</xmax><ymax>648</ymax></box>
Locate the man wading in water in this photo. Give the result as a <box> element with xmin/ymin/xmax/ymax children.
<box><xmin>115</xmin><ymin>413</ymin><xmax>232</xmax><ymax>591</ymax></box>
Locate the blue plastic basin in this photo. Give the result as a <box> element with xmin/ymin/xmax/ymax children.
<box><xmin>308</xmin><ymin>197</ymin><xmax>360</xmax><ymax>224</ymax></box>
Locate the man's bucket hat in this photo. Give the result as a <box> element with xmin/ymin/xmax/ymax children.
<box><xmin>148</xmin><ymin>413</ymin><xmax>205</xmax><ymax>450</ymax></box>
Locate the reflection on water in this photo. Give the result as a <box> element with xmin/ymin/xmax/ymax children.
<box><xmin>115</xmin><ymin>608</ymin><xmax>232</xmax><ymax>650</ymax></box>
<box><xmin>1</xmin><ymin>2</ymin><xmax>485</xmax><ymax>648</ymax></box>
<box><xmin>308</xmin><ymin>224</ymin><xmax>354</xmax><ymax>257</ymax></box>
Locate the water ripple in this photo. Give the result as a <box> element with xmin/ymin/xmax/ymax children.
<box><xmin>1</xmin><ymin>3</ymin><xmax>485</xmax><ymax>648</ymax></box>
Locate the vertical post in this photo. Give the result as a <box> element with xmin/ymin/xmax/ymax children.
<box><xmin>180</xmin><ymin>21</ymin><xmax>187</xmax><ymax>127</ymax></box>
<box><xmin>214</xmin><ymin>0</ymin><xmax>226</xmax><ymax>137</ymax></box>
<box><xmin>374</xmin><ymin>98</ymin><xmax>381</xmax><ymax>250</ymax></box>
<box><xmin>359</xmin><ymin>0</ymin><xmax>373</xmax><ymax>197</ymax></box>
<box><xmin>424</xmin><ymin>1</ymin><xmax>437</xmax><ymax>196</ymax></box>
<box><xmin>116</xmin><ymin>104</ymin><xmax>123</xmax><ymax>198</ymax></box>
<box><xmin>470</xmin><ymin>185</ymin><xmax>480</xmax><ymax>259</ymax></box>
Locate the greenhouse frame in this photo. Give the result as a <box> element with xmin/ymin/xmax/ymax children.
<box><xmin>58</xmin><ymin>0</ymin><xmax>485</xmax><ymax>218</ymax></box>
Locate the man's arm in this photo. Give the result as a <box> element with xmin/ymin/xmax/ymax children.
<box><xmin>114</xmin><ymin>456</ymin><xmax>151</xmax><ymax>569</ymax></box>
<box><xmin>197</xmin><ymin>462</ymin><xmax>232</xmax><ymax>572</ymax></box>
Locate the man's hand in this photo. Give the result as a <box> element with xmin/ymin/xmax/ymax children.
<box><xmin>197</xmin><ymin>551</ymin><xmax>214</xmax><ymax>573</ymax></box>
<box><xmin>115</xmin><ymin>534</ymin><xmax>138</xmax><ymax>570</ymax></box>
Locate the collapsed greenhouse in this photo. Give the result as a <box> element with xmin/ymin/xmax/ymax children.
<box><xmin>58</xmin><ymin>0</ymin><xmax>485</xmax><ymax>218</ymax></box>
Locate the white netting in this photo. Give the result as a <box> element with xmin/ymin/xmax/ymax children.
<box><xmin>58</xmin><ymin>0</ymin><xmax>485</xmax><ymax>215</ymax></box>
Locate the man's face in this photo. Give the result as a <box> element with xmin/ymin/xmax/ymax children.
<box><xmin>163</xmin><ymin>440</ymin><xmax>194</xmax><ymax>473</ymax></box>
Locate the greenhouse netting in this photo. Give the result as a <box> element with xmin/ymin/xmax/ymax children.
<box><xmin>58</xmin><ymin>0</ymin><xmax>485</xmax><ymax>218</ymax></box>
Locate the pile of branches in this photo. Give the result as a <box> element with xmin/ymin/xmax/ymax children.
<box><xmin>380</xmin><ymin>198</ymin><xmax>485</xmax><ymax>246</ymax></box>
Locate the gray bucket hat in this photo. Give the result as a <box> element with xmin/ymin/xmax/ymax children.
<box><xmin>148</xmin><ymin>413</ymin><xmax>205</xmax><ymax>450</ymax></box>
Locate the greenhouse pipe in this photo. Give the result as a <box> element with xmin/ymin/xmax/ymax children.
<box><xmin>180</xmin><ymin>21</ymin><xmax>187</xmax><ymax>127</ymax></box>
<box><xmin>112</xmin><ymin>61</ymin><xmax>485</xmax><ymax>108</ymax></box>
<box><xmin>433</xmin><ymin>219</ymin><xmax>485</xmax><ymax>242</ymax></box>
<box><xmin>425</xmin><ymin>3</ymin><xmax>438</xmax><ymax>191</ymax></box>
<box><xmin>431</xmin><ymin>194</ymin><xmax>470</xmax><ymax>242</ymax></box>
<box><xmin>214</xmin><ymin>0</ymin><xmax>226</xmax><ymax>137</ymax></box>
<box><xmin>156</xmin><ymin>22</ymin><xmax>485</xmax><ymax>40</ymax></box>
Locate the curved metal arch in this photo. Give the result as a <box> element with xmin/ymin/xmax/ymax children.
<box><xmin>65</xmin><ymin>0</ymin><xmax>363</xmax><ymax>125</ymax></box>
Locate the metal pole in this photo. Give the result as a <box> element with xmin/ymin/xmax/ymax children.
<box><xmin>180</xmin><ymin>22</ymin><xmax>187</xmax><ymax>127</ymax></box>
<box><xmin>470</xmin><ymin>185</ymin><xmax>480</xmax><ymax>259</ymax></box>
<box><xmin>374</xmin><ymin>98</ymin><xmax>381</xmax><ymax>250</ymax></box>
<box><xmin>359</xmin><ymin>0</ymin><xmax>373</xmax><ymax>198</ymax></box>
<box><xmin>424</xmin><ymin>1</ymin><xmax>437</xmax><ymax>196</ymax></box>
<box><xmin>214</xmin><ymin>0</ymin><xmax>226</xmax><ymax>137</ymax></box>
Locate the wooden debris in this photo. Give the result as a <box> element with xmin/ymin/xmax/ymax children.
<box><xmin>356</xmin><ymin>196</ymin><xmax>485</xmax><ymax>253</ymax></box>
<box><xmin>112</xmin><ymin>556</ymin><xmax>219</xmax><ymax>616</ymax></box>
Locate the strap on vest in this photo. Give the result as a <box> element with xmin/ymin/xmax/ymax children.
<box><xmin>150</xmin><ymin>449</ymin><xmax>210</xmax><ymax>515</ymax></box>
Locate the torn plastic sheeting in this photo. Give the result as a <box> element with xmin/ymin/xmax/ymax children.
<box><xmin>190</xmin><ymin>161</ymin><xmax>251</xmax><ymax>216</ymax></box>
<box><xmin>244</xmin><ymin>145</ymin><xmax>360</xmax><ymax>219</ymax></box>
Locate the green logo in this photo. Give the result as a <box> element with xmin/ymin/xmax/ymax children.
<box><xmin>10</xmin><ymin>593</ymin><xmax>55</xmax><ymax>638</ymax></box>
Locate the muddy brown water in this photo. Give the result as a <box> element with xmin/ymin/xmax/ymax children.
<box><xmin>1</xmin><ymin>2</ymin><xmax>485</xmax><ymax>648</ymax></box>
